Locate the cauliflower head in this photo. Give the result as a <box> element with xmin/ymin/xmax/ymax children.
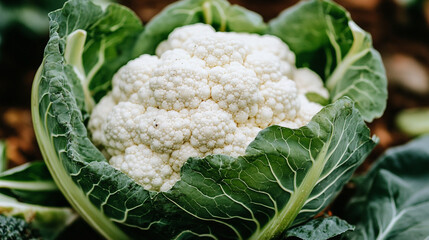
<box><xmin>88</xmin><ymin>24</ymin><xmax>329</xmax><ymax>192</ymax></box>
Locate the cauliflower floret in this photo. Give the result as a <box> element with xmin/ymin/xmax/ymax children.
<box><xmin>255</xmin><ymin>77</ymin><xmax>300</xmax><ymax>128</ymax></box>
<box><xmin>102</xmin><ymin>102</ymin><xmax>145</xmax><ymax>156</ymax></box>
<box><xmin>209</xmin><ymin>63</ymin><xmax>261</xmax><ymax>123</ymax></box>
<box><xmin>183</xmin><ymin>32</ymin><xmax>249</xmax><ymax>67</ymax></box>
<box><xmin>245</xmin><ymin>51</ymin><xmax>293</xmax><ymax>82</ymax></box>
<box><xmin>229</xmin><ymin>32</ymin><xmax>296</xmax><ymax>64</ymax></box>
<box><xmin>157</xmin><ymin>48</ymin><xmax>191</xmax><ymax>64</ymax></box>
<box><xmin>294</xmin><ymin>68</ymin><xmax>329</xmax><ymax>99</ymax></box>
<box><xmin>111</xmin><ymin>55</ymin><xmax>159</xmax><ymax>103</ymax></box>
<box><xmin>110</xmin><ymin>145</ymin><xmax>177</xmax><ymax>192</ymax></box>
<box><xmin>279</xmin><ymin>95</ymin><xmax>323</xmax><ymax>129</ymax></box>
<box><xmin>88</xmin><ymin>95</ymin><xmax>115</xmax><ymax>147</ymax></box>
<box><xmin>140</xmin><ymin>50</ymin><xmax>210</xmax><ymax>110</ymax></box>
<box><xmin>156</xmin><ymin>24</ymin><xmax>215</xmax><ymax>56</ymax></box>
<box><xmin>137</xmin><ymin>108</ymin><xmax>191</xmax><ymax>154</ymax></box>
<box><xmin>190</xmin><ymin>100</ymin><xmax>237</xmax><ymax>153</ymax></box>
<box><xmin>170</xmin><ymin>143</ymin><xmax>203</xmax><ymax>172</ymax></box>
<box><xmin>213</xmin><ymin>126</ymin><xmax>261</xmax><ymax>157</ymax></box>
<box><xmin>89</xmin><ymin>23</ymin><xmax>329</xmax><ymax>192</ymax></box>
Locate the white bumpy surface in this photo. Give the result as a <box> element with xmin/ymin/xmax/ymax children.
<box><xmin>89</xmin><ymin>24</ymin><xmax>329</xmax><ymax>192</ymax></box>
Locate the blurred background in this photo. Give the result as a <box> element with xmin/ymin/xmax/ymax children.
<box><xmin>0</xmin><ymin>0</ymin><xmax>428</xmax><ymax>237</ymax></box>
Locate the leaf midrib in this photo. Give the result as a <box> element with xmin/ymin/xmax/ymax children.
<box><xmin>250</xmin><ymin>132</ymin><xmax>334</xmax><ymax>240</ymax></box>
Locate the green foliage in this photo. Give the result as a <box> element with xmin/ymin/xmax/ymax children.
<box><xmin>31</xmin><ymin>0</ymin><xmax>387</xmax><ymax>239</ymax></box>
<box><xmin>0</xmin><ymin>161</ymin><xmax>66</xmax><ymax>206</ymax></box>
<box><xmin>0</xmin><ymin>142</ymin><xmax>77</xmax><ymax>239</ymax></box>
<box><xmin>0</xmin><ymin>0</ymin><xmax>67</xmax><ymax>60</ymax></box>
<box><xmin>268</xmin><ymin>1</ymin><xmax>387</xmax><ymax>122</ymax></box>
<box><xmin>305</xmin><ymin>92</ymin><xmax>330</xmax><ymax>106</ymax></box>
<box><xmin>343</xmin><ymin>135</ymin><xmax>429</xmax><ymax>239</ymax></box>
<box><xmin>133</xmin><ymin>0</ymin><xmax>266</xmax><ymax>56</ymax></box>
<box><xmin>284</xmin><ymin>216</ymin><xmax>354</xmax><ymax>240</ymax></box>
<box><xmin>0</xmin><ymin>140</ymin><xmax>6</xmax><ymax>173</ymax></box>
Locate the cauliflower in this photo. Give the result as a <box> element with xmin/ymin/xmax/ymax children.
<box><xmin>88</xmin><ymin>23</ymin><xmax>329</xmax><ymax>192</ymax></box>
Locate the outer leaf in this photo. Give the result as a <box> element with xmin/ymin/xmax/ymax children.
<box><xmin>0</xmin><ymin>140</ymin><xmax>6</xmax><ymax>173</ymax></box>
<box><xmin>0</xmin><ymin>162</ymin><xmax>56</xmax><ymax>191</ymax></box>
<box><xmin>268</xmin><ymin>0</ymin><xmax>387</xmax><ymax>122</ymax></box>
<box><xmin>32</xmin><ymin>0</ymin><xmax>139</xmax><ymax>238</ymax></box>
<box><xmin>59</xmin><ymin>2</ymin><xmax>143</xmax><ymax>111</ymax></box>
<box><xmin>0</xmin><ymin>142</ymin><xmax>66</xmax><ymax>206</ymax></box>
<box><xmin>0</xmin><ymin>161</ymin><xmax>66</xmax><ymax>206</ymax></box>
<box><xmin>343</xmin><ymin>135</ymin><xmax>429</xmax><ymax>240</ymax></box>
<box><xmin>83</xmin><ymin>4</ymin><xmax>143</xmax><ymax>103</ymax></box>
<box><xmin>0</xmin><ymin>146</ymin><xmax>77</xmax><ymax>239</ymax></box>
<box><xmin>132</xmin><ymin>0</ymin><xmax>266</xmax><ymax>56</ymax></box>
<box><xmin>285</xmin><ymin>216</ymin><xmax>354</xmax><ymax>240</ymax></box>
<box><xmin>306</xmin><ymin>92</ymin><xmax>330</xmax><ymax>106</ymax></box>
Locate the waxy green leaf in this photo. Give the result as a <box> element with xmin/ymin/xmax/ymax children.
<box><xmin>343</xmin><ymin>135</ymin><xmax>429</xmax><ymax>240</ymax></box>
<box><xmin>285</xmin><ymin>216</ymin><xmax>354</xmax><ymax>240</ymax></box>
<box><xmin>268</xmin><ymin>1</ymin><xmax>387</xmax><ymax>122</ymax></box>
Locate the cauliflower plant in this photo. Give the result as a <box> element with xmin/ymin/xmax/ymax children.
<box><xmin>88</xmin><ymin>23</ymin><xmax>329</xmax><ymax>192</ymax></box>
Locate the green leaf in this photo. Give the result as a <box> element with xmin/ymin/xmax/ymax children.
<box><xmin>132</xmin><ymin>0</ymin><xmax>204</xmax><ymax>56</ymax></box>
<box><xmin>285</xmin><ymin>216</ymin><xmax>354</xmax><ymax>240</ymax></box>
<box><xmin>268</xmin><ymin>0</ymin><xmax>387</xmax><ymax>122</ymax></box>
<box><xmin>0</xmin><ymin>2</ymin><xmax>51</xmax><ymax>35</ymax></box>
<box><xmin>83</xmin><ymin>4</ymin><xmax>143</xmax><ymax>103</ymax></box>
<box><xmin>0</xmin><ymin>142</ymin><xmax>66</xmax><ymax>206</ymax></box>
<box><xmin>32</xmin><ymin>0</ymin><xmax>137</xmax><ymax>238</ymax></box>
<box><xmin>133</xmin><ymin>0</ymin><xmax>266</xmax><ymax>56</ymax></box>
<box><xmin>0</xmin><ymin>161</ymin><xmax>67</xmax><ymax>206</ymax></box>
<box><xmin>0</xmin><ymin>140</ymin><xmax>6</xmax><ymax>173</ymax></box>
<box><xmin>343</xmin><ymin>135</ymin><xmax>429</xmax><ymax>240</ymax></box>
<box><xmin>49</xmin><ymin>0</ymin><xmax>143</xmax><ymax>112</ymax></box>
<box><xmin>306</xmin><ymin>92</ymin><xmax>330</xmax><ymax>106</ymax></box>
<box><xmin>224</xmin><ymin>4</ymin><xmax>266</xmax><ymax>33</ymax></box>
<box><xmin>396</xmin><ymin>108</ymin><xmax>429</xmax><ymax>136</ymax></box>
<box><xmin>0</xmin><ymin>162</ymin><xmax>57</xmax><ymax>192</ymax></box>
<box><xmin>0</xmin><ymin>154</ymin><xmax>76</xmax><ymax>238</ymax></box>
